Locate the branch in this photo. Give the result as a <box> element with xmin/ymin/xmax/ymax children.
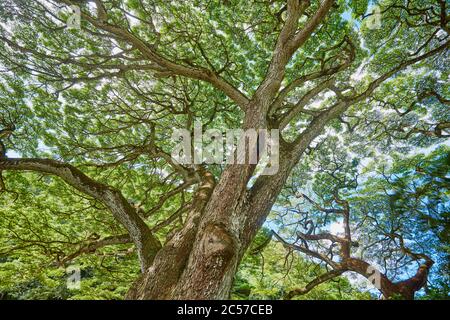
<box><xmin>300</xmin><ymin>193</ymin><xmax>344</xmax><ymax>214</ymax></box>
<box><xmin>254</xmin><ymin>0</ymin><xmax>334</xmax><ymax>103</ymax></box>
<box><xmin>289</xmin><ymin>0</ymin><xmax>335</xmax><ymax>55</ymax></box>
<box><xmin>272</xmin><ymin>230</ymin><xmax>338</xmax><ymax>268</ymax></box>
<box><xmin>56</xmin><ymin>0</ymin><xmax>249</xmax><ymax>109</ymax></box>
<box><xmin>59</xmin><ymin>234</ymin><xmax>132</xmax><ymax>265</ymax></box>
<box><xmin>273</xmin><ymin>36</ymin><xmax>355</xmax><ymax>111</ymax></box>
<box><xmin>350</xmin><ymin>41</ymin><xmax>449</xmax><ymax>104</ymax></box>
<box><xmin>288</xmin><ymin>39</ymin><xmax>449</xmax><ymax>156</ymax></box>
<box><xmin>144</xmin><ymin>180</ymin><xmax>194</xmax><ymax>218</ymax></box>
<box><xmin>297</xmin><ymin>231</ymin><xmax>346</xmax><ymax>244</ymax></box>
<box><xmin>0</xmin><ymin>158</ymin><xmax>161</xmax><ymax>272</ymax></box>
<box><xmin>278</xmin><ymin>78</ymin><xmax>335</xmax><ymax>129</ymax></box>
<box><xmin>390</xmin><ymin>233</ymin><xmax>434</xmax><ymax>265</ymax></box>
<box><xmin>285</xmin><ymin>268</ymin><xmax>346</xmax><ymax>299</ymax></box>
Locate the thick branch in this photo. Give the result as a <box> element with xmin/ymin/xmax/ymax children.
<box><xmin>56</xmin><ymin>0</ymin><xmax>249</xmax><ymax>109</ymax></box>
<box><xmin>254</xmin><ymin>0</ymin><xmax>334</xmax><ymax>106</ymax></box>
<box><xmin>0</xmin><ymin>158</ymin><xmax>161</xmax><ymax>272</ymax></box>
<box><xmin>59</xmin><ymin>234</ymin><xmax>131</xmax><ymax>265</ymax></box>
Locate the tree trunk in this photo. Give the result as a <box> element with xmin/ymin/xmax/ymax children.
<box><xmin>128</xmin><ymin>98</ymin><xmax>277</xmax><ymax>297</ymax></box>
<box><xmin>125</xmin><ymin>112</ymin><xmax>312</xmax><ymax>299</ymax></box>
<box><xmin>127</xmin><ymin>103</ymin><xmax>254</xmax><ymax>298</ymax></box>
<box><xmin>126</xmin><ymin>160</ymin><xmax>256</xmax><ymax>299</ymax></box>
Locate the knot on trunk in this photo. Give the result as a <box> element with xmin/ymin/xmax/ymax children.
<box><xmin>200</xmin><ymin>223</ymin><xmax>236</xmax><ymax>269</ymax></box>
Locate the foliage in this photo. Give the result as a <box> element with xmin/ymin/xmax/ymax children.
<box><xmin>0</xmin><ymin>0</ymin><xmax>448</xmax><ymax>299</ymax></box>
<box><xmin>233</xmin><ymin>233</ymin><xmax>372</xmax><ymax>300</ymax></box>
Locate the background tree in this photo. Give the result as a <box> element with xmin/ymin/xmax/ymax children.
<box><xmin>0</xmin><ymin>0</ymin><xmax>448</xmax><ymax>299</ymax></box>
<box><xmin>271</xmin><ymin>146</ymin><xmax>449</xmax><ymax>299</ymax></box>
<box><xmin>233</xmin><ymin>229</ymin><xmax>372</xmax><ymax>300</ymax></box>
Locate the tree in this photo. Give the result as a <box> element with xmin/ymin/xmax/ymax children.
<box><xmin>272</xmin><ymin>146</ymin><xmax>449</xmax><ymax>299</ymax></box>
<box><xmin>0</xmin><ymin>0</ymin><xmax>448</xmax><ymax>299</ymax></box>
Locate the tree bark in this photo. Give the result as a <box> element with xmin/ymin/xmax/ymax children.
<box><xmin>344</xmin><ymin>258</ymin><xmax>433</xmax><ymax>300</ymax></box>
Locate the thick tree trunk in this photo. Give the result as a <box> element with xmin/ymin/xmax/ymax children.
<box><xmin>125</xmin><ymin>107</ymin><xmax>320</xmax><ymax>299</ymax></box>
<box><xmin>127</xmin><ymin>106</ymin><xmax>274</xmax><ymax>299</ymax></box>
<box><xmin>126</xmin><ymin>146</ymin><xmax>301</xmax><ymax>299</ymax></box>
<box><xmin>126</xmin><ymin>161</ymin><xmax>256</xmax><ymax>299</ymax></box>
<box><xmin>126</xmin><ymin>168</ymin><xmax>220</xmax><ymax>299</ymax></box>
